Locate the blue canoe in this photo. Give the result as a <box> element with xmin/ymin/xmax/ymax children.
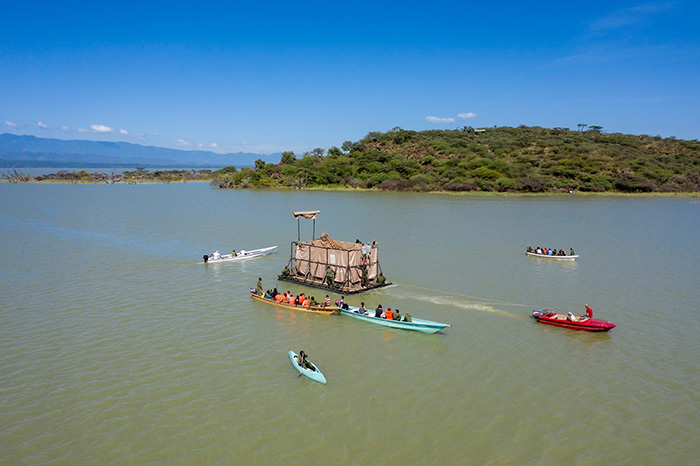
<box><xmin>288</xmin><ymin>350</ymin><xmax>327</xmax><ymax>384</ymax></box>
<box><xmin>339</xmin><ymin>306</ymin><xmax>451</xmax><ymax>334</ymax></box>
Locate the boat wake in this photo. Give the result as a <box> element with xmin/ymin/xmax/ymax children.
<box><xmin>385</xmin><ymin>291</ymin><xmax>518</xmax><ymax>318</ymax></box>
<box><xmin>392</xmin><ymin>284</ymin><xmax>530</xmax><ymax>318</ymax></box>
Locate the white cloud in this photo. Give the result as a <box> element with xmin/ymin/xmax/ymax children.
<box><xmin>37</xmin><ymin>121</ymin><xmax>48</xmax><ymax>129</ymax></box>
<box><xmin>458</xmin><ymin>112</ymin><xmax>477</xmax><ymax>119</ymax></box>
<box><xmin>61</xmin><ymin>126</ymin><xmax>70</xmax><ymax>131</ymax></box>
<box><xmin>426</xmin><ymin>116</ymin><xmax>455</xmax><ymax>124</ymax></box>
<box><xmin>590</xmin><ymin>3</ymin><xmax>674</xmax><ymax>32</ymax></box>
<box><xmin>175</xmin><ymin>139</ymin><xmax>190</xmax><ymax>147</ymax></box>
<box><xmin>90</xmin><ymin>124</ymin><xmax>113</xmax><ymax>133</ymax></box>
<box><xmin>193</xmin><ymin>141</ymin><xmax>220</xmax><ymax>150</ymax></box>
<box><xmin>5</xmin><ymin>121</ymin><xmax>18</xmax><ymax>128</ymax></box>
<box><xmin>78</xmin><ymin>128</ymin><xmax>89</xmax><ymax>133</ymax></box>
<box><xmin>119</xmin><ymin>129</ymin><xmax>129</xmax><ymax>135</ymax></box>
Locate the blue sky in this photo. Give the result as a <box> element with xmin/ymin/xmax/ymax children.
<box><xmin>1</xmin><ymin>1</ymin><xmax>698</xmax><ymax>155</ymax></box>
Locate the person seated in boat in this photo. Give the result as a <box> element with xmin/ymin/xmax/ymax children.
<box><xmin>264</xmin><ymin>290</ymin><xmax>272</xmax><ymax>299</ymax></box>
<box><xmin>570</xmin><ymin>248</ymin><xmax>575</xmax><ymax>255</ymax></box>
<box><xmin>309</xmin><ymin>296</ymin><xmax>318</xmax><ymax>306</ymax></box>
<box><xmin>322</xmin><ymin>295</ymin><xmax>332</xmax><ymax>307</ymax></box>
<box><xmin>337</xmin><ymin>296</ymin><xmax>345</xmax><ymax>309</ymax></box>
<box><xmin>298</xmin><ymin>351</ymin><xmax>315</xmax><ymax>371</ymax></box>
<box><xmin>374</xmin><ymin>304</ymin><xmax>383</xmax><ymax>318</ymax></box>
<box><xmin>275</xmin><ymin>292</ymin><xmax>284</xmax><ymax>302</ymax></box>
<box><xmin>547</xmin><ymin>249</ymin><xmax>553</xmax><ymax>256</ymax></box>
<box><xmin>404</xmin><ymin>312</ymin><xmax>412</xmax><ymax>322</ymax></box>
<box><xmin>527</xmin><ymin>246</ymin><xmax>533</xmax><ymax>253</ymax></box>
<box><xmin>394</xmin><ymin>309</ymin><xmax>401</xmax><ymax>321</ymax></box>
<box><xmin>376</xmin><ymin>272</ymin><xmax>386</xmax><ymax>285</ymax></box>
<box><xmin>232</xmin><ymin>249</ymin><xmax>237</xmax><ymax>257</ymax></box>
<box><xmin>385</xmin><ymin>307</ymin><xmax>393</xmax><ymax>320</ymax></box>
<box><xmin>536</xmin><ymin>247</ymin><xmax>542</xmax><ymax>254</ymax></box>
<box><xmin>256</xmin><ymin>277</ymin><xmax>263</xmax><ymax>296</ymax></box>
<box><xmin>585</xmin><ymin>303</ymin><xmax>593</xmax><ymax>318</ymax></box>
<box><xmin>287</xmin><ymin>294</ymin><xmax>295</xmax><ymax>305</ymax></box>
<box><xmin>302</xmin><ymin>296</ymin><xmax>310</xmax><ymax>307</ymax></box>
<box><xmin>357</xmin><ymin>302</ymin><xmax>367</xmax><ymax>315</ymax></box>
<box><xmin>212</xmin><ymin>250</ymin><xmax>221</xmax><ymax>260</ymax></box>
<box><xmin>567</xmin><ymin>312</ymin><xmax>578</xmax><ymax>322</ymax></box>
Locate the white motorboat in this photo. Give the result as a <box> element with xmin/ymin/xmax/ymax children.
<box><xmin>203</xmin><ymin>245</ymin><xmax>277</xmax><ymax>263</ymax></box>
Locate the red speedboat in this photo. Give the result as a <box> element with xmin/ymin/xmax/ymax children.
<box><xmin>532</xmin><ymin>309</ymin><xmax>616</xmax><ymax>332</ymax></box>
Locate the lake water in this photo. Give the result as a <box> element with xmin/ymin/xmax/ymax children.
<box><xmin>1</xmin><ymin>182</ymin><xmax>699</xmax><ymax>465</ymax></box>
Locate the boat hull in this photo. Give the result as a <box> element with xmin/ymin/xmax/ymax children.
<box><xmin>339</xmin><ymin>307</ymin><xmax>450</xmax><ymax>334</ymax></box>
<box><xmin>532</xmin><ymin>309</ymin><xmax>615</xmax><ymax>332</ymax></box>
<box><xmin>203</xmin><ymin>246</ymin><xmax>277</xmax><ymax>263</ymax></box>
<box><xmin>526</xmin><ymin>252</ymin><xmax>578</xmax><ymax>261</ymax></box>
<box><xmin>289</xmin><ymin>350</ymin><xmax>326</xmax><ymax>384</ymax></box>
<box><xmin>251</xmin><ymin>292</ymin><xmax>338</xmax><ymax>315</ymax></box>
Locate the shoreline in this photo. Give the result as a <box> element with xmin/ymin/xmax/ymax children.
<box><xmin>2</xmin><ymin>178</ymin><xmax>698</xmax><ymax>197</ymax></box>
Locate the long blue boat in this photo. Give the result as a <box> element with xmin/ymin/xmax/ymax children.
<box><xmin>339</xmin><ymin>306</ymin><xmax>451</xmax><ymax>334</ymax></box>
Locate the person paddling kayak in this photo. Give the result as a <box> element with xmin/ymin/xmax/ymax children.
<box><xmin>298</xmin><ymin>351</ymin><xmax>315</xmax><ymax>371</ymax></box>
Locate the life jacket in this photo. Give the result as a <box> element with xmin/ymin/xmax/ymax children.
<box><xmin>385</xmin><ymin>309</ymin><xmax>393</xmax><ymax>320</ymax></box>
<box><xmin>303</xmin><ymin>298</ymin><xmax>309</xmax><ymax>306</ymax></box>
<box><xmin>288</xmin><ymin>295</ymin><xmax>295</xmax><ymax>305</ymax></box>
<box><xmin>275</xmin><ymin>294</ymin><xmax>283</xmax><ymax>302</ymax></box>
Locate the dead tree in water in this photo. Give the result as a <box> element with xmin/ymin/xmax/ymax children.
<box><xmin>1</xmin><ymin>169</ymin><xmax>31</xmax><ymax>183</ymax></box>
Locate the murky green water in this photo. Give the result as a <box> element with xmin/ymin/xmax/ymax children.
<box><xmin>1</xmin><ymin>183</ymin><xmax>698</xmax><ymax>464</ymax></box>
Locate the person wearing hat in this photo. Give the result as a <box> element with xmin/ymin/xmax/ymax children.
<box><xmin>585</xmin><ymin>304</ymin><xmax>593</xmax><ymax>319</ymax></box>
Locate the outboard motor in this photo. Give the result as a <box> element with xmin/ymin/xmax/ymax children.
<box><xmin>203</xmin><ymin>254</ymin><xmax>209</xmax><ymax>263</ymax></box>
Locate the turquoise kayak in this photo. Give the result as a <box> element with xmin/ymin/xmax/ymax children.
<box><xmin>288</xmin><ymin>350</ymin><xmax>327</xmax><ymax>384</ymax></box>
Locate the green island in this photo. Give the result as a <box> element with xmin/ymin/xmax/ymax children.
<box><xmin>4</xmin><ymin>126</ymin><xmax>700</xmax><ymax>194</ymax></box>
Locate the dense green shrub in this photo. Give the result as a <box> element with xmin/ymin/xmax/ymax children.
<box><xmin>204</xmin><ymin>126</ymin><xmax>700</xmax><ymax>193</ymax></box>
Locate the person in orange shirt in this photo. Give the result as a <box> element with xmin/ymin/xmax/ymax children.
<box><xmin>385</xmin><ymin>308</ymin><xmax>393</xmax><ymax>320</ymax></box>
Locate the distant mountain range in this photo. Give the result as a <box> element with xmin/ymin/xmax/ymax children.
<box><xmin>0</xmin><ymin>133</ymin><xmax>281</xmax><ymax>168</ymax></box>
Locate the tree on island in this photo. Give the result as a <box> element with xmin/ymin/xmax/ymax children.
<box><xmin>280</xmin><ymin>151</ymin><xmax>296</xmax><ymax>165</ymax></box>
